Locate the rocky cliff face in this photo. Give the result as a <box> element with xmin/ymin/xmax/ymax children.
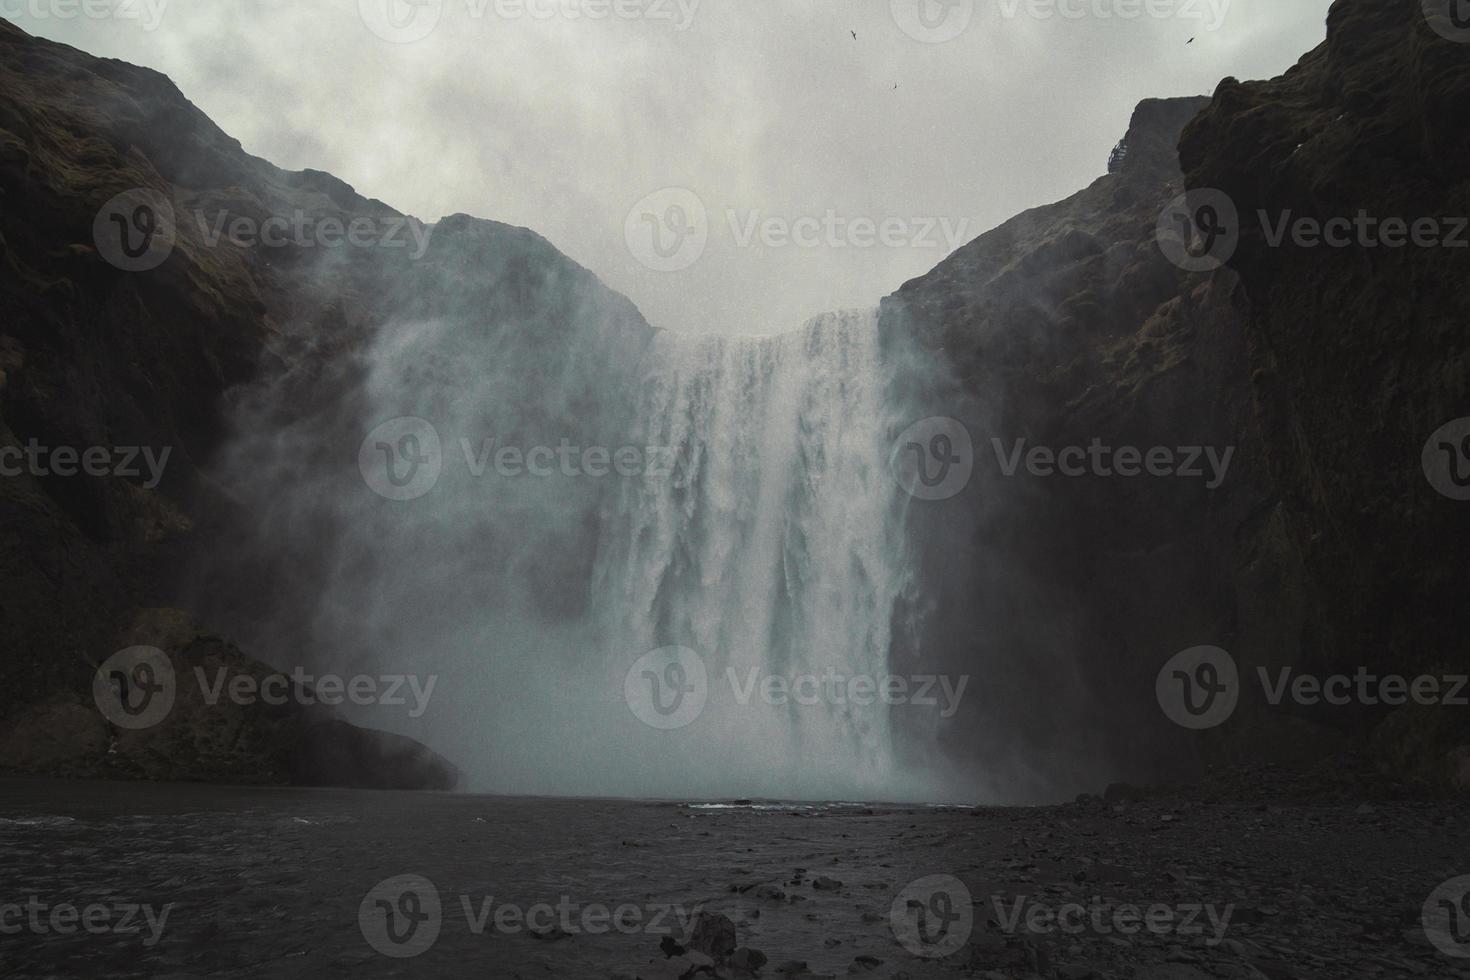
<box><xmin>1178</xmin><ymin>0</ymin><xmax>1470</xmax><ymax>788</ymax></box>
<box><xmin>879</xmin><ymin>95</ymin><xmax>1291</xmax><ymax>795</ymax></box>
<box><xmin>880</xmin><ymin>0</ymin><xmax>1470</xmax><ymax>794</ymax></box>
<box><xmin>0</xmin><ymin>18</ymin><xmax>647</xmax><ymax>787</ymax></box>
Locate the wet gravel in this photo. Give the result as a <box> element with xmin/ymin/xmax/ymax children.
<box><xmin>0</xmin><ymin>777</ymin><xmax>1464</xmax><ymax>979</ymax></box>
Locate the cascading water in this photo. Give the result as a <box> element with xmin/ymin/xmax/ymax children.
<box><xmin>198</xmin><ymin>293</ymin><xmax>959</xmax><ymax>802</ymax></box>
<box><xmin>593</xmin><ymin>309</ymin><xmax>926</xmax><ymax>801</ymax></box>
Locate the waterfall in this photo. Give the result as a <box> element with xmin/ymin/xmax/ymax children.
<box><xmin>195</xmin><ymin>300</ymin><xmax>958</xmax><ymax>802</ymax></box>
<box><xmin>593</xmin><ymin>309</ymin><xmax>923</xmax><ymax>800</ymax></box>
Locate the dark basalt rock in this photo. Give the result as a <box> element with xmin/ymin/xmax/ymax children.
<box><xmin>879</xmin><ymin>0</ymin><xmax>1470</xmax><ymax>796</ymax></box>
<box><xmin>879</xmin><ymin>90</ymin><xmax>1286</xmax><ymax>793</ymax></box>
<box><xmin>687</xmin><ymin>910</ymin><xmax>739</xmax><ymax>961</ymax></box>
<box><xmin>1179</xmin><ymin>0</ymin><xmax>1470</xmax><ymax>790</ymax></box>
<box><xmin>0</xmin><ymin>608</ymin><xmax>458</xmax><ymax>789</ymax></box>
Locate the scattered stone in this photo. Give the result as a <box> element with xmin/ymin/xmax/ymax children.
<box><xmin>686</xmin><ymin>911</ymin><xmax>737</xmax><ymax>961</ymax></box>
<box><xmin>729</xmin><ymin>947</ymin><xmax>767</xmax><ymax>972</ymax></box>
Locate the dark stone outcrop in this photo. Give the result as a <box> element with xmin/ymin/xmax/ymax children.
<box><xmin>0</xmin><ymin>609</ymin><xmax>458</xmax><ymax>789</ymax></box>
<box><xmin>881</xmin><ymin>0</ymin><xmax>1469</xmax><ymax>795</ymax></box>
<box><xmin>1177</xmin><ymin>0</ymin><xmax>1470</xmax><ymax>789</ymax></box>
<box><xmin>878</xmin><ymin>92</ymin><xmax>1290</xmax><ymax>794</ymax></box>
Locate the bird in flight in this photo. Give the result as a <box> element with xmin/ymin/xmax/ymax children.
<box><xmin>1187</xmin><ymin>37</ymin><xmax>1195</xmax><ymax>44</ymax></box>
<box><xmin>851</xmin><ymin>30</ymin><xmax>857</xmax><ymax>40</ymax></box>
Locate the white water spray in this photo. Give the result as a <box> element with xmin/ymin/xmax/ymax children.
<box><xmin>202</xmin><ymin>300</ymin><xmax>957</xmax><ymax>801</ymax></box>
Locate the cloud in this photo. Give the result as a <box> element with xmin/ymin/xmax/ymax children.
<box><xmin>17</xmin><ymin>0</ymin><xmax>1333</xmax><ymax>334</ymax></box>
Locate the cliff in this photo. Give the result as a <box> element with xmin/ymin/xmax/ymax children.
<box><xmin>0</xmin><ymin>17</ymin><xmax>648</xmax><ymax>787</ymax></box>
<box><xmin>1179</xmin><ymin>0</ymin><xmax>1470</xmax><ymax>787</ymax></box>
<box><xmin>881</xmin><ymin>0</ymin><xmax>1470</xmax><ymax>794</ymax></box>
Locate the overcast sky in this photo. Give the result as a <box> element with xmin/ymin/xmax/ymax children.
<box><xmin>19</xmin><ymin>0</ymin><xmax>1333</xmax><ymax>335</ymax></box>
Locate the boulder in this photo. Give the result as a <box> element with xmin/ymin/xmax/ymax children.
<box><xmin>686</xmin><ymin>911</ymin><xmax>738</xmax><ymax>960</ymax></box>
<box><xmin>0</xmin><ymin>700</ymin><xmax>109</xmax><ymax>771</ymax></box>
<box><xmin>729</xmin><ymin>947</ymin><xmax>767</xmax><ymax>972</ymax></box>
<box><xmin>2</xmin><ymin>607</ymin><xmax>459</xmax><ymax>790</ymax></box>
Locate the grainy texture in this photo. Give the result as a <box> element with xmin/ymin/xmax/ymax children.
<box><xmin>0</xmin><ymin>766</ymin><xmax>1461</xmax><ymax>978</ymax></box>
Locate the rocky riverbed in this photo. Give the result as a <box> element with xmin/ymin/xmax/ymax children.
<box><xmin>0</xmin><ymin>762</ymin><xmax>1464</xmax><ymax>979</ymax></box>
